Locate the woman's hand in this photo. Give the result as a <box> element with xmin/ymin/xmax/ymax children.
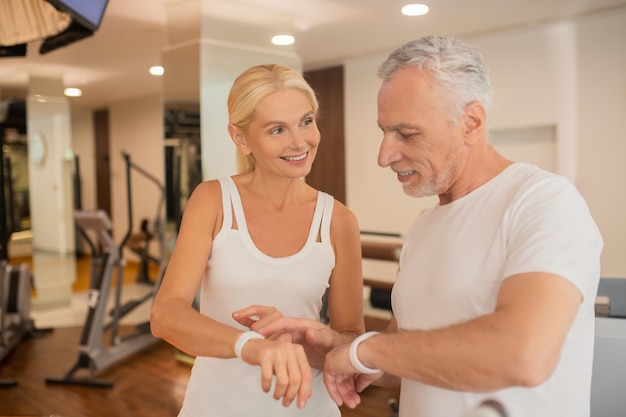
<box><xmin>233</xmin><ymin>306</ymin><xmax>313</xmax><ymax>407</ymax></box>
<box><xmin>232</xmin><ymin>305</ymin><xmax>284</xmax><ymax>332</ymax></box>
<box><xmin>239</xmin><ymin>336</ymin><xmax>313</xmax><ymax>409</ymax></box>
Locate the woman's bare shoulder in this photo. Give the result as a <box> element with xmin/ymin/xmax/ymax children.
<box><xmin>183</xmin><ymin>179</ymin><xmax>224</xmax><ymax>214</ymax></box>
<box><xmin>328</xmin><ymin>197</ymin><xmax>360</xmax><ymax>233</ymax></box>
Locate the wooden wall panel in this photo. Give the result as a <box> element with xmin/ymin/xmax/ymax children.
<box><xmin>304</xmin><ymin>66</ymin><xmax>346</xmax><ymax>204</ymax></box>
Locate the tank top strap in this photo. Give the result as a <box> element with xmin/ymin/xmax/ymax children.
<box><xmin>307</xmin><ymin>192</ymin><xmax>334</xmax><ymax>242</ymax></box>
<box><xmin>216</xmin><ymin>176</ymin><xmax>236</xmax><ymax>230</ymax></box>
<box><xmin>318</xmin><ymin>192</ymin><xmax>334</xmax><ymax>244</ymax></box>
<box><xmin>315</xmin><ymin>192</ymin><xmax>335</xmax><ymax>265</ymax></box>
<box><xmin>306</xmin><ymin>191</ymin><xmax>324</xmax><ymax>244</ymax></box>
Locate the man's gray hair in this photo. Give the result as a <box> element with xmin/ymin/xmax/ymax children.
<box><xmin>378</xmin><ymin>36</ymin><xmax>493</xmax><ymax>120</ymax></box>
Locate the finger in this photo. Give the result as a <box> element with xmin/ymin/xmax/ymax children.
<box><xmin>305</xmin><ymin>326</ymin><xmax>335</xmax><ymax>350</ymax></box>
<box><xmin>232</xmin><ymin>306</ymin><xmax>262</xmax><ymax>328</ymax></box>
<box><xmin>305</xmin><ymin>327</ymin><xmax>317</xmax><ymax>344</ymax></box>
<box><xmin>272</xmin><ymin>353</ymin><xmax>290</xmax><ymax>404</ymax></box>
<box><xmin>272</xmin><ymin>332</ymin><xmax>295</xmax><ymax>343</ymax></box>
<box><xmin>233</xmin><ymin>304</ymin><xmax>274</xmax><ymax>321</ymax></box>
<box><xmin>268</xmin><ymin>329</ymin><xmax>305</xmax><ymax>345</ymax></box>
<box><xmin>257</xmin><ymin>317</ymin><xmax>325</xmax><ymax>337</ymax></box>
<box><xmin>233</xmin><ymin>315</ymin><xmax>257</xmax><ymax>328</ymax></box>
<box><xmin>355</xmin><ymin>373</ymin><xmax>379</xmax><ymax>392</ymax></box>
<box><xmin>323</xmin><ymin>371</ymin><xmax>344</xmax><ymax>406</ymax></box>
<box><xmin>280</xmin><ymin>353</ymin><xmax>302</xmax><ymax>408</ymax></box>
<box><xmin>335</xmin><ymin>374</ymin><xmax>361</xmax><ymax>408</ymax></box>
<box><xmin>232</xmin><ymin>304</ymin><xmax>260</xmax><ymax>318</ymax></box>
<box><xmin>250</xmin><ymin>310</ymin><xmax>284</xmax><ymax>332</ymax></box>
<box><xmin>296</xmin><ymin>348</ymin><xmax>313</xmax><ymax>408</ymax></box>
<box><xmin>255</xmin><ymin>317</ymin><xmax>300</xmax><ymax>337</ymax></box>
<box><xmin>256</xmin><ymin>345</ymin><xmax>274</xmax><ymax>393</ymax></box>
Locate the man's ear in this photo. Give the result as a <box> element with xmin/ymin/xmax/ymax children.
<box><xmin>462</xmin><ymin>101</ymin><xmax>486</xmax><ymax>145</ymax></box>
<box><xmin>228</xmin><ymin>125</ymin><xmax>251</xmax><ymax>155</ymax></box>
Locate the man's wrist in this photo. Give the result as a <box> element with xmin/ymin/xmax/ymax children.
<box><xmin>349</xmin><ymin>331</ymin><xmax>381</xmax><ymax>374</ymax></box>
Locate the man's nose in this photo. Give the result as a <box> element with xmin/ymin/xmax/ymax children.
<box><xmin>378</xmin><ymin>134</ymin><xmax>398</xmax><ymax>167</ymax></box>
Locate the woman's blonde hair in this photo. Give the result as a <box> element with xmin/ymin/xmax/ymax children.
<box><xmin>227</xmin><ymin>64</ymin><xmax>319</xmax><ymax>173</ymax></box>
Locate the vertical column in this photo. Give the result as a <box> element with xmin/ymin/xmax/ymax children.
<box><xmin>27</xmin><ymin>75</ymin><xmax>76</xmax><ymax>308</ymax></box>
<box><xmin>546</xmin><ymin>22</ymin><xmax>578</xmax><ymax>182</ymax></box>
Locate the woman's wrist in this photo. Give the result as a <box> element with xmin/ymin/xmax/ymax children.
<box><xmin>234</xmin><ymin>331</ymin><xmax>264</xmax><ymax>358</ymax></box>
<box><xmin>349</xmin><ymin>331</ymin><xmax>381</xmax><ymax>374</ymax></box>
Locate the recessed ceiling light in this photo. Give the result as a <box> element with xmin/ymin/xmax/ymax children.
<box><xmin>272</xmin><ymin>35</ymin><xmax>295</xmax><ymax>46</ymax></box>
<box><xmin>149</xmin><ymin>66</ymin><xmax>164</xmax><ymax>76</ymax></box>
<box><xmin>63</xmin><ymin>87</ymin><xmax>82</xmax><ymax>97</ymax></box>
<box><xmin>401</xmin><ymin>4</ymin><xmax>429</xmax><ymax>16</ymax></box>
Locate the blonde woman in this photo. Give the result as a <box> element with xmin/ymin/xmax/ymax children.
<box><xmin>150</xmin><ymin>64</ymin><xmax>365</xmax><ymax>417</ymax></box>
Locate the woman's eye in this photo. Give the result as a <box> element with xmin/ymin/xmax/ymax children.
<box><xmin>270</xmin><ymin>127</ymin><xmax>283</xmax><ymax>135</ymax></box>
<box><xmin>302</xmin><ymin>118</ymin><xmax>313</xmax><ymax>126</ymax></box>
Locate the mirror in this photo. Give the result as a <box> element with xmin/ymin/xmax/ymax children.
<box><xmin>0</xmin><ymin>98</ymin><xmax>31</xmax><ymax>261</ymax></box>
<box><xmin>164</xmin><ymin>104</ymin><xmax>202</xmax><ymax>230</ymax></box>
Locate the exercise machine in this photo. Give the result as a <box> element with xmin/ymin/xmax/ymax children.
<box><xmin>127</xmin><ymin>218</ymin><xmax>160</xmax><ymax>284</ymax></box>
<box><xmin>121</xmin><ymin>151</ymin><xmax>168</xmax><ymax>286</ymax></box>
<box><xmin>45</xmin><ymin>152</ymin><xmax>166</xmax><ymax>387</ymax></box>
<box><xmin>0</xmin><ymin>105</ymin><xmax>52</xmax><ymax>388</ymax></box>
<box><xmin>0</xmin><ymin>262</ymin><xmax>35</xmax><ymax>388</ymax></box>
<box><xmin>45</xmin><ymin>210</ymin><xmax>160</xmax><ymax>387</ymax></box>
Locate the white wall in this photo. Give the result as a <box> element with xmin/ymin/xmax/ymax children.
<box><xmin>576</xmin><ymin>10</ymin><xmax>626</xmax><ymax>278</ymax></box>
<box><xmin>109</xmin><ymin>94</ymin><xmax>164</xmax><ymax>258</ymax></box>
<box><xmin>345</xmin><ymin>8</ymin><xmax>626</xmax><ymax>277</ymax></box>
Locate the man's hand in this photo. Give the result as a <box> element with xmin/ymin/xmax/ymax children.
<box><xmin>323</xmin><ymin>343</ymin><xmax>382</xmax><ymax>408</ymax></box>
<box><xmin>251</xmin><ymin>317</ymin><xmax>346</xmax><ymax>368</ymax></box>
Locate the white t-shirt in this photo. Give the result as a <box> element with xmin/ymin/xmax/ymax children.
<box><xmin>392</xmin><ymin>163</ymin><xmax>603</xmax><ymax>417</ymax></box>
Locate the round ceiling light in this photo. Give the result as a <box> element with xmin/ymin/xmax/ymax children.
<box><xmin>63</xmin><ymin>87</ymin><xmax>82</xmax><ymax>97</ymax></box>
<box><xmin>401</xmin><ymin>4</ymin><xmax>430</xmax><ymax>16</ymax></box>
<box><xmin>149</xmin><ymin>66</ymin><xmax>164</xmax><ymax>76</ymax></box>
<box><xmin>272</xmin><ymin>35</ymin><xmax>295</xmax><ymax>46</ymax></box>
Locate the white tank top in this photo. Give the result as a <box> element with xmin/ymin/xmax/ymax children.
<box><xmin>178</xmin><ymin>176</ymin><xmax>340</xmax><ymax>417</ymax></box>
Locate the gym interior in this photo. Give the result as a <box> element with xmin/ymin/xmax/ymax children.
<box><xmin>1</xmin><ymin>1</ymin><xmax>626</xmax><ymax>416</ymax></box>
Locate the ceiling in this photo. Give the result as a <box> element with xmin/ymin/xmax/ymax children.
<box><xmin>1</xmin><ymin>0</ymin><xmax>625</xmax><ymax>110</ymax></box>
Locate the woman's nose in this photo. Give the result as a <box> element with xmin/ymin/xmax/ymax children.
<box><xmin>291</xmin><ymin>130</ymin><xmax>306</xmax><ymax>147</ymax></box>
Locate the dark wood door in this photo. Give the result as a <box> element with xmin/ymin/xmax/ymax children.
<box><xmin>94</xmin><ymin>109</ymin><xmax>111</xmax><ymax>216</ymax></box>
<box><xmin>304</xmin><ymin>66</ymin><xmax>346</xmax><ymax>204</ymax></box>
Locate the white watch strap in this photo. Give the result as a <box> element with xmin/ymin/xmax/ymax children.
<box><xmin>349</xmin><ymin>331</ymin><xmax>381</xmax><ymax>374</ymax></box>
<box><xmin>234</xmin><ymin>331</ymin><xmax>264</xmax><ymax>358</ymax></box>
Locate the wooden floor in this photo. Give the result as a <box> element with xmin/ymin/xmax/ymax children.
<box><xmin>0</xmin><ymin>326</ymin><xmax>189</xmax><ymax>417</ymax></box>
<box><xmin>0</xmin><ymin>257</ymin><xmax>399</xmax><ymax>417</ymax></box>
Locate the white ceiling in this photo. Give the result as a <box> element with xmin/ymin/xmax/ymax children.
<box><xmin>1</xmin><ymin>0</ymin><xmax>625</xmax><ymax>110</ymax></box>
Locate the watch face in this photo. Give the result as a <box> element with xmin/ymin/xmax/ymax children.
<box><xmin>30</xmin><ymin>131</ymin><xmax>46</xmax><ymax>166</ymax></box>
